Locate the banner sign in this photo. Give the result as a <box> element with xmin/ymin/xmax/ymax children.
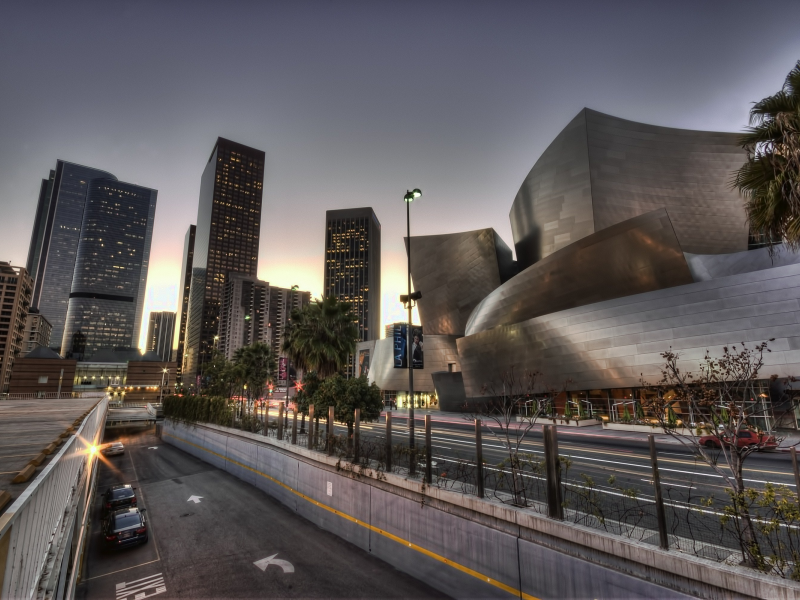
<box><xmin>393</xmin><ymin>324</ymin><xmax>423</xmax><ymax>369</ymax></box>
<box><xmin>278</xmin><ymin>357</ymin><xmax>287</xmax><ymax>381</ymax></box>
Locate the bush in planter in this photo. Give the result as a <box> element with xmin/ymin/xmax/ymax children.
<box><xmin>563</xmin><ymin>401</ymin><xmax>574</xmax><ymax>420</ymax></box>
<box><xmin>666</xmin><ymin>406</ymin><xmax>678</xmax><ymax>429</ymax></box>
<box><xmin>635</xmin><ymin>401</ymin><xmax>645</xmax><ymax>421</ymax></box>
<box><xmin>619</xmin><ymin>404</ymin><xmax>633</xmax><ymax>424</ymax></box>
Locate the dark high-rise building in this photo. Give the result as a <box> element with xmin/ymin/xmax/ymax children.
<box><xmin>268</xmin><ymin>285</ymin><xmax>311</xmax><ymax>360</ymax></box>
<box><xmin>324</xmin><ymin>207</ymin><xmax>381</xmax><ymax>353</ymax></box>
<box><xmin>218</xmin><ymin>273</ymin><xmax>271</xmax><ymax>360</ymax></box>
<box><xmin>147</xmin><ymin>311</ymin><xmax>176</xmax><ymax>362</ymax></box>
<box><xmin>183</xmin><ymin>138</ymin><xmax>265</xmax><ymax>386</ymax></box>
<box><xmin>27</xmin><ymin>161</ymin><xmax>117</xmax><ymax>350</ymax></box>
<box><xmin>26</xmin><ymin>169</ymin><xmax>55</xmax><ymax>277</ymax></box>
<box><xmin>60</xmin><ymin>179</ymin><xmax>157</xmax><ymax>359</ymax></box>
<box><xmin>173</xmin><ymin>224</ymin><xmax>196</xmax><ymax>378</ymax></box>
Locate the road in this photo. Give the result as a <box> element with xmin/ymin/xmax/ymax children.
<box><xmin>76</xmin><ymin>427</ymin><xmax>446</xmax><ymax>600</ymax></box>
<box><xmin>257</xmin><ymin>409</ymin><xmax>794</xmax><ymax>556</ymax></box>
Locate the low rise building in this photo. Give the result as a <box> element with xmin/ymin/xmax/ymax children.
<box><xmin>7</xmin><ymin>346</ymin><xmax>76</xmax><ymax>397</ymax></box>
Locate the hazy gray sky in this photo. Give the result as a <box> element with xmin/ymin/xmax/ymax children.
<box><xmin>1</xmin><ymin>0</ymin><xmax>798</xmax><ymax>347</ymax></box>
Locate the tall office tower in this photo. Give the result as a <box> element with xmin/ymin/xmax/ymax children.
<box><xmin>21</xmin><ymin>309</ymin><xmax>52</xmax><ymax>355</ymax></box>
<box><xmin>26</xmin><ymin>170</ymin><xmax>55</xmax><ymax>277</ymax></box>
<box><xmin>0</xmin><ymin>264</ymin><xmax>33</xmax><ymax>392</ymax></box>
<box><xmin>173</xmin><ymin>224</ymin><xmax>196</xmax><ymax>379</ymax></box>
<box><xmin>147</xmin><ymin>311</ymin><xmax>176</xmax><ymax>362</ymax></box>
<box><xmin>324</xmin><ymin>207</ymin><xmax>381</xmax><ymax>374</ymax></box>
<box><xmin>218</xmin><ymin>273</ymin><xmax>270</xmax><ymax>360</ymax></box>
<box><xmin>268</xmin><ymin>285</ymin><xmax>311</xmax><ymax>360</ymax></box>
<box><xmin>26</xmin><ymin>161</ymin><xmax>117</xmax><ymax>350</ymax></box>
<box><xmin>61</xmin><ymin>179</ymin><xmax>157</xmax><ymax>360</ymax></box>
<box><xmin>183</xmin><ymin>138</ymin><xmax>265</xmax><ymax>385</ymax></box>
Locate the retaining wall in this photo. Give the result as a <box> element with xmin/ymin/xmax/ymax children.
<box><xmin>163</xmin><ymin>419</ymin><xmax>800</xmax><ymax>600</ymax></box>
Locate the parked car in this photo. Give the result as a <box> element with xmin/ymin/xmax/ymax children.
<box><xmin>101</xmin><ymin>442</ymin><xmax>125</xmax><ymax>456</ymax></box>
<box><xmin>102</xmin><ymin>484</ymin><xmax>138</xmax><ymax>516</ymax></box>
<box><xmin>699</xmin><ymin>429</ymin><xmax>778</xmax><ymax>451</ymax></box>
<box><xmin>103</xmin><ymin>507</ymin><xmax>148</xmax><ymax>547</ymax></box>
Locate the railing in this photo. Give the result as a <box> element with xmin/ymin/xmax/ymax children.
<box><xmin>0</xmin><ymin>391</ymin><xmax>106</xmax><ymax>400</ymax></box>
<box><xmin>0</xmin><ymin>396</ymin><xmax>107</xmax><ymax>599</ymax></box>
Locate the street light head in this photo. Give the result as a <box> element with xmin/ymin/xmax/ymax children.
<box><xmin>412</xmin><ymin>188</ymin><xmax>422</xmax><ymax>199</ymax></box>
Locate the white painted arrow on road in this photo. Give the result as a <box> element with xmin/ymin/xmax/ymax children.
<box><xmin>254</xmin><ymin>554</ymin><xmax>294</xmax><ymax>574</ymax></box>
<box><xmin>148</xmin><ymin>447</ymin><xmax>159</xmax><ymax>450</ymax></box>
<box><xmin>187</xmin><ymin>495</ymin><xmax>203</xmax><ymax>503</ymax></box>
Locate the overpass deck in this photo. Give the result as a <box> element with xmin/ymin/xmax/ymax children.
<box><xmin>0</xmin><ymin>396</ymin><xmax>103</xmax><ymax>513</ymax></box>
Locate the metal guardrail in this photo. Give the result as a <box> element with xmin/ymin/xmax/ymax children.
<box><xmin>0</xmin><ymin>392</ymin><xmax>106</xmax><ymax>401</ymax></box>
<box><xmin>0</xmin><ymin>396</ymin><xmax>107</xmax><ymax>599</ymax></box>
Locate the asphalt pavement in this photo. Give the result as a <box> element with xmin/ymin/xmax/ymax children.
<box><xmin>76</xmin><ymin>427</ymin><xmax>447</xmax><ymax>600</ymax></box>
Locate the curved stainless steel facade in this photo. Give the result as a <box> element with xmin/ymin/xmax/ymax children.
<box><xmin>466</xmin><ymin>209</ymin><xmax>694</xmax><ymax>336</ymax></box>
<box><xmin>408</xmin><ymin>228</ymin><xmax>514</xmax><ymax>336</ymax></box>
<box><xmin>510</xmin><ymin>109</ymin><xmax>748</xmax><ymax>271</ymax></box>
<box><xmin>457</xmin><ymin>262</ymin><xmax>800</xmax><ymax>398</ymax></box>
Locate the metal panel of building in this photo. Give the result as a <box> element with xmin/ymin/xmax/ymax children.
<box><xmin>509</xmin><ymin>109</ymin><xmax>748</xmax><ymax>272</ymax></box>
<box><xmin>457</xmin><ymin>262</ymin><xmax>800</xmax><ymax>398</ymax></box>
<box><xmin>407</xmin><ymin>228</ymin><xmax>512</xmax><ymax>336</ymax></box>
<box><xmin>466</xmin><ymin>209</ymin><xmax>694</xmax><ymax>336</ymax></box>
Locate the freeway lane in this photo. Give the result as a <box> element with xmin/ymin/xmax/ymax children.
<box><xmin>76</xmin><ymin>427</ymin><xmax>446</xmax><ymax>600</ymax></box>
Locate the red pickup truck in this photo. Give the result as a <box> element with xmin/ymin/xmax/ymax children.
<box><xmin>699</xmin><ymin>429</ymin><xmax>778</xmax><ymax>451</ymax></box>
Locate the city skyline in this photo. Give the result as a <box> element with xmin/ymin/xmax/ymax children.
<box><xmin>1</xmin><ymin>2</ymin><xmax>799</xmax><ymax>351</ymax></box>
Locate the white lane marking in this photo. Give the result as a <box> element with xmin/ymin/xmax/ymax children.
<box><xmin>254</xmin><ymin>554</ymin><xmax>295</xmax><ymax>573</ymax></box>
<box><xmin>116</xmin><ymin>573</ymin><xmax>166</xmax><ymax>600</ymax></box>
<box><xmin>147</xmin><ymin>447</ymin><xmax>158</xmax><ymax>450</ymax></box>
<box><xmin>187</xmin><ymin>495</ymin><xmax>203</xmax><ymax>503</ymax></box>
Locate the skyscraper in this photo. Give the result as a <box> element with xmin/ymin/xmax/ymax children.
<box><xmin>0</xmin><ymin>263</ymin><xmax>33</xmax><ymax>392</ymax></box>
<box><xmin>268</xmin><ymin>285</ymin><xmax>311</xmax><ymax>360</ymax></box>
<box><xmin>324</xmin><ymin>207</ymin><xmax>381</xmax><ymax>354</ymax></box>
<box><xmin>173</xmin><ymin>224</ymin><xmax>196</xmax><ymax>378</ymax></box>
<box><xmin>26</xmin><ymin>169</ymin><xmax>55</xmax><ymax>277</ymax></box>
<box><xmin>183</xmin><ymin>138</ymin><xmax>265</xmax><ymax>385</ymax></box>
<box><xmin>27</xmin><ymin>161</ymin><xmax>117</xmax><ymax>350</ymax></box>
<box><xmin>60</xmin><ymin>179</ymin><xmax>157</xmax><ymax>359</ymax></box>
<box><xmin>218</xmin><ymin>273</ymin><xmax>270</xmax><ymax>360</ymax></box>
<box><xmin>147</xmin><ymin>311</ymin><xmax>176</xmax><ymax>362</ymax></box>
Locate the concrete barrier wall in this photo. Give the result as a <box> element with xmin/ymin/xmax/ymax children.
<box><xmin>163</xmin><ymin>420</ymin><xmax>800</xmax><ymax>600</ymax></box>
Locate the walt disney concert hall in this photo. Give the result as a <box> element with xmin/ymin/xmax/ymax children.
<box><xmin>369</xmin><ymin>108</ymin><xmax>800</xmax><ymax>428</ymax></box>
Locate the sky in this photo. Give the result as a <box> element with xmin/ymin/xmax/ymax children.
<box><xmin>0</xmin><ymin>0</ymin><xmax>799</xmax><ymax>350</ymax></box>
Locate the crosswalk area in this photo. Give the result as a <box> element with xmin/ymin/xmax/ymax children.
<box><xmin>115</xmin><ymin>572</ymin><xmax>166</xmax><ymax>600</ymax></box>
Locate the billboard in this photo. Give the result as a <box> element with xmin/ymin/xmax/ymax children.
<box><xmin>358</xmin><ymin>349</ymin><xmax>371</xmax><ymax>377</ymax></box>
<box><xmin>393</xmin><ymin>324</ymin><xmax>423</xmax><ymax>369</ymax></box>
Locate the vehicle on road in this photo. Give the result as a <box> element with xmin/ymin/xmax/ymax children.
<box><xmin>699</xmin><ymin>429</ymin><xmax>778</xmax><ymax>451</ymax></box>
<box><xmin>102</xmin><ymin>484</ymin><xmax>138</xmax><ymax>516</ymax></box>
<box><xmin>103</xmin><ymin>508</ymin><xmax>148</xmax><ymax>547</ymax></box>
<box><xmin>101</xmin><ymin>442</ymin><xmax>125</xmax><ymax>456</ymax></box>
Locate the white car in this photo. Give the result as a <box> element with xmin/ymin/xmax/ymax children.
<box><xmin>101</xmin><ymin>442</ymin><xmax>125</xmax><ymax>456</ymax></box>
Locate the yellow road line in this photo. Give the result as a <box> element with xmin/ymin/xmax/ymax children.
<box><xmin>164</xmin><ymin>431</ymin><xmax>537</xmax><ymax>600</ymax></box>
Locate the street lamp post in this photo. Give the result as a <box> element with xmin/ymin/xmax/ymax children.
<box><xmin>159</xmin><ymin>368</ymin><xmax>170</xmax><ymax>403</ymax></box>
<box><xmin>403</xmin><ymin>188</ymin><xmax>422</xmax><ymax>457</ymax></box>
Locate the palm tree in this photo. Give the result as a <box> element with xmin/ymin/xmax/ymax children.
<box><xmin>733</xmin><ymin>61</ymin><xmax>800</xmax><ymax>249</ymax></box>
<box><xmin>282</xmin><ymin>296</ymin><xmax>360</xmax><ymax>378</ymax></box>
<box><xmin>233</xmin><ymin>342</ymin><xmax>276</xmax><ymax>415</ymax></box>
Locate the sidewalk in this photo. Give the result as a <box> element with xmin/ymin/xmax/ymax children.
<box><xmin>381</xmin><ymin>408</ymin><xmax>800</xmax><ymax>452</ymax></box>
